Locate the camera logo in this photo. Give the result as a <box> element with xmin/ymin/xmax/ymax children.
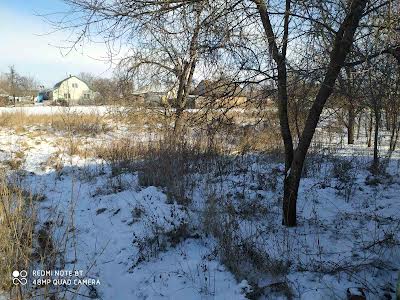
<box><xmin>12</xmin><ymin>270</ymin><xmax>27</xmax><ymax>285</ymax></box>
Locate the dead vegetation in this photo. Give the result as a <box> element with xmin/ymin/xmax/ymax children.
<box><xmin>0</xmin><ymin>177</ymin><xmax>35</xmax><ymax>295</ymax></box>
<box><xmin>0</xmin><ymin>111</ymin><xmax>111</xmax><ymax>135</ymax></box>
<box><xmin>0</xmin><ymin>106</ymin><xmax>398</xmax><ymax>299</ymax></box>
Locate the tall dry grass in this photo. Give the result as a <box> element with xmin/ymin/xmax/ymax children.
<box><xmin>0</xmin><ymin>111</ymin><xmax>110</xmax><ymax>135</ymax></box>
<box><xmin>0</xmin><ymin>176</ymin><xmax>35</xmax><ymax>297</ymax></box>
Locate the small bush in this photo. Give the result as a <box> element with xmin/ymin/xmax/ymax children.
<box><xmin>331</xmin><ymin>158</ymin><xmax>357</xmax><ymax>201</ymax></box>
<box><xmin>136</xmin><ymin>137</ymin><xmax>214</xmax><ymax>205</ymax></box>
<box><xmin>51</xmin><ymin>113</ymin><xmax>110</xmax><ymax>135</ymax></box>
<box><xmin>203</xmin><ymin>193</ymin><xmax>290</xmax><ymax>286</ymax></box>
<box><xmin>132</xmin><ymin>220</ymin><xmax>190</xmax><ymax>267</ymax></box>
<box><xmin>332</xmin><ymin>158</ymin><xmax>354</xmax><ymax>181</ymax></box>
<box><xmin>95</xmin><ymin>139</ymin><xmax>141</xmax><ymax>175</ymax></box>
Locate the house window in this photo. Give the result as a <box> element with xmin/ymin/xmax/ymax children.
<box><xmin>64</xmin><ymin>93</ymin><xmax>71</xmax><ymax>99</ymax></box>
<box><xmin>72</xmin><ymin>83</ymin><xmax>78</xmax><ymax>88</ymax></box>
<box><xmin>84</xmin><ymin>93</ymin><xmax>90</xmax><ymax>99</ymax></box>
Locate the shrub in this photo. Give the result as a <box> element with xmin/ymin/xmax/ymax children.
<box><xmin>136</xmin><ymin>135</ymin><xmax>215</xmax><ymax>205</ymax></box>
<box><xmin>132</xmin><ymin>219</ymin><xmax>190</xmax><ymax>267</ymax></box>
<box><xmin>332</xmin><ymin>158</ymin><xmax>354</xmax><ymax>181</ymax></box>
<box><xmin>95</xmin><ymin>139</ymin><xmax>141</xmax><ymax>176</ymax></box>
<box><xmin>202</xmin><ymin>193</ymin><xmax>290</xmax><ymax>286</ymax></box>
<box><xmin>331</xmin><ymin>158</ymin><xmax>357</xmax><ymax>201</ymax></box>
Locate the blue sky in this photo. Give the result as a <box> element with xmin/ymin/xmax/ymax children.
<box><xmin>0</xmin><ymin>0</ymin><xmax>113</xmax><ymax>87</ymax></box>
<box><xmin>1</xmin><ymin>0</ymin><xmax>65</xmax><ymax>14</ymax></box>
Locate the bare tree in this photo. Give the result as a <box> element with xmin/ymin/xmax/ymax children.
<box><xmin>8</xmin><ymin>66</ymin><xmax>17</xmax><ymax>105</ymax></box>
<box><xmin>252</xmin><ymin>0</ymin><xmax>373</xmax><ymax>226</ymax></box>
<box><xmin>52</xmin><ymin>0</ymin><xmax>396</xmax><ymax>227</ymax></box>
<box><xmin>1</xmin><ymin>67</ymin><xmax>39</xmax><ymax>105</ymax></box>
<box><xmin>335</xmin><ymin>66</ymin><xmax>366</xmax><ymax>144</ymax></box>
<box><xmin>48</xmin><ymin>1</ymin><xmax>235</xmax><ymax>136</ymax></box>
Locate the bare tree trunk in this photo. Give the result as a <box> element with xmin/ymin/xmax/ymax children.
<box><xmin>392</xmin><ymin>126</ymin><xmax>400</xmax><ymax>151</ymax></box>
<box><xmin>385</xmin><ymin>107</ymin><xmax>390</xmax><ymax>131</ymax></box>
<box><xmin>357</xmin><ymin>111</ymin><xmax>363</xmax><ymax>140</ymax></box>
<box><xmin>281</xmin><ymin>0</ymin><xmax>367</xmax><ymax>226</ymax></box>
<box><xmin>367</xmin><ymin>110</ymin><xmax>373</xmax><ymax>147</ymax></box>
<box><xmin>172</xmin><ymin>13</ymin><xmax>201</xmax><ymax>137</ymax></box>
<box><xmin>348</xmin><ymin>104</ymin><xmax>355</xmax><ymax>144</ymax></box>
<box><xmin>277</xmin><ymin>64</ymin><xmax>295</xmax><ymax>171</ymax></box>
<box><xmin>372</xmin><ymin>108</ymin><xmax>380</xmax><ymax>173</ymax></box>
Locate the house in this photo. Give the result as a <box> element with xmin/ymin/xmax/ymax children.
<box><xmin>191</xmin><ymin>79</ymin><xmax>247</xmax><ymax>108</ymax></box>
<box><xmin>131</xmin><ymin>91</ymin><xmax>167</xmax><ymax>107</ymax></box>
<box><xmin>131</xmin><ymin>84</ymin><xmax>175</xmax><ymax>107</ymax></box>
<box><xmin>0</xmin><ymin>88</ymin><xmax>37</xmax><ymax>105</ymax></box>
<box><xmin>52</xmin><ymin>75</ymin><xmax>93</xmax><ymax>105</ymax></box>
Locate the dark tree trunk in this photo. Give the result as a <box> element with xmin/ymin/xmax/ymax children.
<box><xmin>385</xmin><ymin>109</ymin><xmax>390</xmax><ymax>131</ymax></box>
<box><xmin>356</xmin><ymin>111</ymin><xmax>363</xmax><ymax>140</ymax></box>
<box><xmin>283</xmin><ymin>173</ymin><xmax>300</xmax><ymax>226</ymax></box>
<box><xmin>372</xmin><ymin>109</ymin><xmax>380</xmax><ymax>173</ymax></box>
<box><xmin>277</xmin><ymin>63</ymin><xmax>294</xmax><ymax>171</ymax></box>
<box><xmin>255</xmin><ymin>0</ymin><xmax>293</xmax><ymax>173</ymax></box>
<box><xmin>391</xmin><ymin>126</ymin><xmax>400</xmax><ymax>152</ymax></box>
<box><xmin>367</xmin><ymin>111</ymin><xmax>373</xmax><ymax>147</ymax></box>
<box><xmin>281</xmin><ymin>0</ymin><xmax>367</xmax><ymax>226</ymax></box>
<box><xmin>348</xmin><ymin>104</ymin><xmax>355</xmax><ymax>144</ymax></box>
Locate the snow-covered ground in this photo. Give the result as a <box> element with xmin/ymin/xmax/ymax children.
<box><xmin>0</xmin><ymin>124</ymin><xmax>249</xmax><ymax>299</ymax></box>
<box><xmin>0</xmin><ymin>107</ymin><xmax>399</xmax><ymax>299</ymax></box>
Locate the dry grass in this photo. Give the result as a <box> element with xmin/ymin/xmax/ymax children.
<box><xmin>94</xmin><ymin>133</ymin><xmax>219</xmax><ymax>204</ymax></box>
<box><xmin>0</xmin><ymin>111</ymin><xmax>111</xmax><ymax>135</ymax></box>
<box><xmin>202</xmin><ymin>192</ymin><xmax>292</xmax><ymax>299</ymax></box>
<box><xmin>2</xmin><ymin>150</ymin><xmax>26</xmax><ymax>171</ymax></box>
<box><xmin>0</xmin><ymin>177</ymin><xmax>35</xmax><ymax>294</ymax></box>
<box><xmin>95</xmin><ymin>138</ymin><xmax>143</xmax><ymax>164</ymax></box>
<box><xmin>109</xmin><ymin>107</ymin><xmax>168</xmax><ymax>131</ymax></box>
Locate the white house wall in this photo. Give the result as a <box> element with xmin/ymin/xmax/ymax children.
<box><xmin>53</xmin><ymin>77</ymin><xmax>93</xmax><ymax>104</ymax></box>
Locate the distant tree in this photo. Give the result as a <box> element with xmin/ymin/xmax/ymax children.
<box><xmin>77</xmin><ymin>72</ymin><xmax>120</xmax><ymax>104</ymax></box>
<box><xmin>335</xmin><ymin>66</ymin><xmax>366</xmax><ymax>144</ymax></box>
<box><xmin>92</xmin><ymin>77</ymin><xmax>120</xmax><ymax>105</ymax></box>
<box><xmin>8</xmin><ymin>66</ymin><xmax>17</xmax><ymax>105</ymax></box>
<box><xmin>1</xmin><ymin>67</ymin><xmax>39</xmax><ymax>104</ymax></box>
<box><xmin>50</xmin><ymin>0</ymin><xmax>239</xmax><ymax>136</ymax></box>
<box><xmin>78</xmin><ymin>72</ymin><xmax>96</xmax><ymax>86</ymax></box>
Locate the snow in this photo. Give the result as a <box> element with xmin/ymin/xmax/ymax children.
<box><xmin>0</xmin><ymin>107</ymin><xmax>399</xmax><ymax>299</ymax></box>
<box><xmin>23</xmin><ymin>165</ymin><xmax>247</xmax><ymax>299</ymax></box>
<box><xmin>0</xmin><ymin>124</ymin><xmax>247</xmax><ymax>299</ymax></box>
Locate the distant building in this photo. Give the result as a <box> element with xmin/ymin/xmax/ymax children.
<box><xmin>52</xmin><ymin>75</ymin><xmax>93</xmax><ymax>105</ymax></box>
<box><xmin>0</xmin><ymin>88</ymin><xmax>37</xmax><ymax>105</ymax></box>
<box><xmin>191</xmin><ymin>79</ymin><xmax>247</xmax><ymax>108</ymax></box>
<box><xmin>131</xmin><ymin>91</ymin><xmax>167</xmax><ymax>107</ymax></box>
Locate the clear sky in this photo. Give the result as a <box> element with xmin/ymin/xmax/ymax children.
<box><xmin>0</xmin><ymin>0</ymin><xmax>114</xmax><ymax>87</ymax></box>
